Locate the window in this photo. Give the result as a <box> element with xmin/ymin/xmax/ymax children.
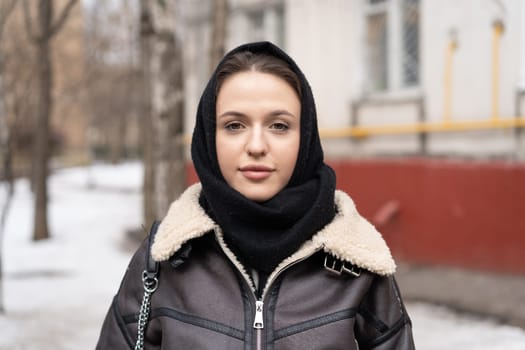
<box><xmin>364</xmin><ymin>0</ymin><xmax>420</xmax><ymax>93</ymax></box>
<box><xmin>402</xmin><ymin>0</ymin><xmax>419</xmax><ymax>86</ymax></box>
<box><xmin>273</xmin><ymin>5</ymin><xmax>285</xmax><ymax>48</ymax></box>
<box><xmin>247</xmin><ymin>10</ymin><xmax>265</xmax><ymax>42</ymax></box>
<box><xmin>242</xmin><ymin>3</ymin><xmax>285</xmax><ymax>48</ymax></box>
<box><xmin>367</xmin><ymin>13</ymin><xmax>389</xmax><ymax>91</ymax></box>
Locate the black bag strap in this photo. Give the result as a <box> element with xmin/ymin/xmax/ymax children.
<box><xmin>145</xmin><ymin>220</ymin><xmax>160</xmax><ymax>278</ymax></box>
<box><xmin>135</xmin><ymin>221</ymin><xmax>161</xmax><ymax>350</ymax></box>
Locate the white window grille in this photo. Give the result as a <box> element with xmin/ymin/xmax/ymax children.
<box><xmin>367</xmin><ymin>12</ymin><xmax>389</xmax><ymax>91</ymax></box>
<box><xmin>364</xmin><ymin>0</ymin><xmax>420</xmax><ymax>93</ymax></box>
<box><xmin>237</xmin><ymin>3</ymin><xmax>285</xmax><ymax>48</ymax></box>
<box><xmin>401</xmin><ymin>0</ymin><xmax>420</xmax><ymax>86</ymax></box>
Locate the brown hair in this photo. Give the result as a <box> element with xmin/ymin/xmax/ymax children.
<box><xmin>215</xmin><ymin>51</ymin><xmax>302</xmax><ymax>99</ymax></box>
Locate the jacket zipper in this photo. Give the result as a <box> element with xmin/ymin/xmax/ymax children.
<box><xmin>253</xmin><ymin>300</ymin><xmax>264</xmax><ymax>329</ymax></box>
<box><xmin>214</xmin><ymin>232</ymin><xmax>321</xmax><ymax>350</ymax></box>
<box><xmin>255</xmin><ymin>251</ymin><xmax>321</xmax><ymax>349</ymax></box>
<box><xmin>253</xmin><ymin>300</ymin><xmax>264</xmax><ymax>350</ymax></box>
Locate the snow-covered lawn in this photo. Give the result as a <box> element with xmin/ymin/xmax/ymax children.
<box><xmin>0</xmin><ymin>162</ymin><xmax>524</xmax><ymax>349</ymax></box>
<box><xmin>1</xmin><ymin>162</ymin><xmax>142</xmax><ymax>350</ymax></box>
<box><xmin>409</xmin><ymin>302</ymin><xmax>525</xmax><ymax>350</ymax></box>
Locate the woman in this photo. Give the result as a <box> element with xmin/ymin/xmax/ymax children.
<box><xmin>97</xmin><ymin>41</ymin><xmax>415</xmax><ymax>349</ymax></box>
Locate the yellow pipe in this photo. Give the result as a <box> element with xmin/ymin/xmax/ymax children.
<box><xmin>319</xmin><ymin>117</ymin><xmax>525</xmax><ymax>139</ymax></box>
<box><xmin>443</xmin><ymin>36</ymin><xmax>457</xmax><ymax>122</ymax></box>
<box><xmin>182</xmin><ymin>117</ymin><xmax>525</xmax><ymax>144</ymax></box>
<box><xmin>491</xmin><ymin>21</ymin><xmax>504</xmax><ymax>121</ymax></box>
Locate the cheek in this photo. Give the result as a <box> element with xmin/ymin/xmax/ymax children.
<box><xmin>216</xmin><ymin>135</ymin><xmax>236</xmax><ymax>178</ymax></box>
<box><xmin>279</xmin><ymin>135</ymin><xmax>300</xmax><ymax>179</ymax></box>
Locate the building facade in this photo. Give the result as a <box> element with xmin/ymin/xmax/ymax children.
<box><xmin>181</xmin><ymin>0</ymin><xmax>525</xmax><ymax>274</ymax></box>
<box><xmin>181</xmin><ymin>0</ymin><xmax>525</xmax><ymax>159</ymax></box>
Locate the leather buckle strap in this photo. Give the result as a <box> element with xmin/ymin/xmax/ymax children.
<box><xmin>324</xmin><ymin>255</ymin><xmax>361</xmax><ymax>277</ymax></box>
<box><xmin>145</xmin><ymin>221</ymin><xmax>161</xmax><ymax>275</ymax></box>
<box><xmin>135</xmin><ymin>221</ymin><xmax>161</xmax><ymax>350</ymax></box>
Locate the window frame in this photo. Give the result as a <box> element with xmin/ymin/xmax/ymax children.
<box><xmin>363</xmin><ymin>0</ymin><xmax>422</xmax><ymax>98</ymax></box>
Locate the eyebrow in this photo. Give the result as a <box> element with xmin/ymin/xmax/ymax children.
<box><xmin>217</xmin><ymin>109</ymin><xmax>297</xmax><ymax>119</ymax></box>
<box><xmin>269</xmin><ymin>109</ymin><xmax>297</xmax><ymax>118</ymax></box>
<box><xmin>217</xmin><ymin>111</ymin><xmax>245</xmax><ymax>119</ymax></box>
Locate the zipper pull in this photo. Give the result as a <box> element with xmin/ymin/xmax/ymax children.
<box><xmin>253</xmin><ymin>301</ymin><xmax>264</xmax><ymax>329</ymax></box>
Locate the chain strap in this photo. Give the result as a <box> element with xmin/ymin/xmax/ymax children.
<box><xmin>135</xmin><ymin>271</ymin><xmax>159</xmax><ymax>350</ymax></box>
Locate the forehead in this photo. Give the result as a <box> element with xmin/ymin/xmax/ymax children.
<box><xmin>216</xmin><ymin>71</ymin><xmax>300</xmax><ymax>108</ymax></box>
<box><xmin>219</xmin><ymin>70</ymin><xmax>290</xmax><ymax>90</ymax></box>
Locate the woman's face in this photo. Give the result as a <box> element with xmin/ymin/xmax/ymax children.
<box><xmin>216</xmin><ymin>71</ymin><xmax>301</xmax><ymax>202</ymax></box>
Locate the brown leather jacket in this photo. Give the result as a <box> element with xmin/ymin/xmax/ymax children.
<box><xmin>96</xmin><ymin>184</ymin><xmax>415</xmax><ymax>349</ymax></box>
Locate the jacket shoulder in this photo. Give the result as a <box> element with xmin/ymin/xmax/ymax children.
<box><xmin>312</xmin><ymin>190</ymin><xmax>396</xmax><ymax>276</ymax></box>
<box><xmin>152</xmin><ymin>184</ymin><xmax>217</xmax><ymax>262</ymax></box>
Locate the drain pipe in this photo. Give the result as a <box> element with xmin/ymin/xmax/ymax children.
<box><xmin>443</xmin><ymin>29</ymin><xmax>457</xmax><ymax>123</ymax></box>
<box><xmin>491</xmin><ymin>20</ymin><xmax>504</xmax><ymax>121</ymax></box>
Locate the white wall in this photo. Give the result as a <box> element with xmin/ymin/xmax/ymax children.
<box><xmin>286</xmin><ymin>0</ymin><xmax>359</xmax><ymax>157</ymax></box>
<box><xmin>519</xmin><ymin>0</ymin><xmax>525</xmax><ymax>92</ymax></box>
<box><xmin>181</xmin><ymin>0</ymin><xmax>525</xmax><ymax>159</ymax></box>
<box><xmin>422</xmin><ymin>0</ymin><xmax>521</xmax><ymax>157</ymax></box>
<box><xmin>286</xmin><ymin>0</ymin><xmax>355</xmax><ymax>128</ymax></box>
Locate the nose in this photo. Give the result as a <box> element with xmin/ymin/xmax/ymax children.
<box><xmin>246</xmin><ymin>127</ymin><xmax>268</xmax><ymax>157</ymax></box>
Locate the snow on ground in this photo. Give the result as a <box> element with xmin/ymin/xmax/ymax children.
<box><xmin>408</xmin><ymin>302</ymin><xmax>525</xmax><ymax>349</ymax></box>
<box><xmin>0</xmin><ymin>162</ymin><xmax>142</xmax><ymax>350</ymax></box>
<box><xmin>0</xmin><ymin>161</ymin><xmax>524</xmax><ymax>349</ymax></box>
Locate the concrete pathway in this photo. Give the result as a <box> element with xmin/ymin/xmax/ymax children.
<box><xmin>396</xmin><ymin>263</ymin><xmax>525</xmax><ymax>329</ymax></box>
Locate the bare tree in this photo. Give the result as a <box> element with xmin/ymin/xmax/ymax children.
<box><xmin>84</xmin><ymin>0</ymin><xmax>140</xmax><ymax>164</ymax></box>
<box><xmin>139</xmin><ymin>0</ymin><xmax>185</xmax><ymax>229</ymax></box>
<box><xmin>209</xmin><ymin>0</ymin><xmax>228</xmax><ymax>72</ymax></box>
<box><xmin>0</xmin><ymin>0</ymin><xmax>18</xmax><ymax>314</ymax></box>
<box><xmin>139</xmin><ymin>0</ymin><xmax>155</xmax><ymax>228</ymax></box>
<box><xmin>22</xmin><ymin>0</ymin><xmax>77</xmax><ymax>241</ymax></box>
<box><xmin>150</xmin><ymin>1</ymin><xmax>185</xmax><ymax>217</ymax></box>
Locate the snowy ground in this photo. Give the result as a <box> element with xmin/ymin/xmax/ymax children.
<box><xmin>0</xmin><ymin>162</ymin><xmax>524</xmax><ymax>349</ymax></box>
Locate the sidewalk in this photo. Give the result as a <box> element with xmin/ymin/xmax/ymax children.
<box><xmin>395</xmin><ymin>263</ymin><xmax>525</xmax><ymax>329</ymax></box>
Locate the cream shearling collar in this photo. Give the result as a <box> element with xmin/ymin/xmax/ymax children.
<box><xmin>151</xmin><ymin>183</ymin><xmax>396</xmax><ymax>276</ymax></box>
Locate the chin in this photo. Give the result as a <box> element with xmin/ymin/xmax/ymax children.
<box><xmin>241</xmin><ymin>189</ymin><xmax>278</xmax><ymax>202</ymax></box>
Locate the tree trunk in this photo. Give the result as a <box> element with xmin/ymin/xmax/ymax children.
<box><xmin>137</xmin><ymin>0</ymin><xmax>186</xmax><ymax>232</ymax></box>
<box><xmin>139</xmin><ymin>0</ymin><xmax>155</xmax><ymax>228</ymax></box>
<box><xmin>0</xmin><ymin>51</ymin><xmax>13</xmax><ymax>316</ymax></box>
<box><xmin>150</xmin><ymin>1</ymin><xmax>185</xmax><ymax>218</ymax></box>
<box><xmin>0</xmin><ymin>0</ymin><xmax>17</xmax><ymax>313</ymax></box>
<box><xmin>23</xmin><ymin>0</ymin><xmax>77</xmax><ymax>241</ymax></box>
<box><xmin>210</xmin><ymin>0</ymin><xmax>228</xmax><ymax>73</ymax></box>
<box><xmin>32</xmin><ymin>0</ymin><xmax>53</xmax><ymax>241</ymax></box>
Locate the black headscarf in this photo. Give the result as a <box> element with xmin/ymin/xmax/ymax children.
<box><xmin>191</xmin><ymin>41</ymin><xmax>336</xmax><ymax>274</ymax></box>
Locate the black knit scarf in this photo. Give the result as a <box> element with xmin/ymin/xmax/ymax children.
<box><xmin>191</xmin><ymin>42</ymin><xmax>336</xmax><ymax>274</ymax></box>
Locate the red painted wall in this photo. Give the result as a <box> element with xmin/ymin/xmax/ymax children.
<box><xmin>329</xmin><ymin>158</ymin><xmax>525</xmax><ymax>274</ymax></box>
<box><xmin>187</xmin><ymin>159</ymin><xmax>525</xmax><ymax>274</ymax></box>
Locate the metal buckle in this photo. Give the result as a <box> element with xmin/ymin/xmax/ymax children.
<box><xmin>324</xmin><ymin>255</ymin><xmax>361</xmax><ymax>277</ymax></box>
<box><xmin>142</xmin><ymin>270</ymin><xmax>159</xmax><ymax>293</ymax></box>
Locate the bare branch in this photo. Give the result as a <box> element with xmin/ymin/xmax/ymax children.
<box><xmin>22</xmin><ymin>0</ymin><xmax>39</xmax><ymax>43</ymax></box>
<box><xmin>49</xmin><ymin>0</ymin><xmax>78</xmax><ymax>38</ymax></box>
<box><xmin>0</xmin><ymin>0</ymin><xmax>17</xmax><ymax>43</ymax></box>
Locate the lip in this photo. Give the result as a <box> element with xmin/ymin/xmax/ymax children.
<box><xmin>239</xmin><ymin>165</ymin><xmax>274</xmax><ymax>181</ymax></box>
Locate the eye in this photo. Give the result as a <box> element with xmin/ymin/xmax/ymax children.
<box><xmin>270</xmin><ymin>122</ymin><xmax>289</xmax><ymax>132</ymax></box>
<box><xmin>224</xmin><ymin>122</ymin><xmax>244</xmax><ymax>131</ymax></box>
